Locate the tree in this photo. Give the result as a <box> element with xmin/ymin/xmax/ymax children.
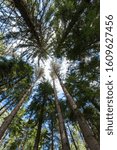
<box><xmin>0</xmin><ymin>0</ymin><xmax>54</xmax><ymax>64</ymax></box>
<box><xmin>53</xmin><ymin>0</ymin><xmax>100</xmax><ymax>60</ymax></box>
<box><xmin>51</xmin><ymin>62</ymin><xmax>99</xmax><ymax>150</ymax></box>
<box><xmin>67</xmin><ymin>122</ymin><xmax>79</xmax><ymax>150</ymax></box>
<box><xmin>24</xmin><ymin>80</ymin><xmax>55</xmax><ymax>150</ymax></box>
<box><xmin>33</xmin><ymin>81</ymin><xmax>53</xmax><ymax>150</ymax></box>
<box><xmin>65</xmin><ymin>56</ymin><xmax>100</xmax><ymax>141</ymax></box>
<box><xmin>2</xmin><ymin>108</ymin><xmax>26</xmax><ymax>150</ymax></box>
<box><xmin>51</xmin><ymin>71</ymin><xmax>70</xmax><ymax>150</ymax></box>
<box><xmin>0</xmin><ymin>0</ymin><xmax>100</xmax><ymax>149</ymax></box>
<box><xmin>0</xmin><ymin>56</ymin><xmax>33</xmax><ymax>93</ymax></box>
<box><xmin>0</xmin><ymin>68</ymin><xmax>43</xmax><ymax>140</ymax></box>
<box><xmin>0</xmin><ymin>85</ymin><xmax>32</xmax><ymax>140</ymax></box>
<box><xmin>0</xmin><ymin>56</ymin><xmax>33</xmax><ymax>125</ymax></box>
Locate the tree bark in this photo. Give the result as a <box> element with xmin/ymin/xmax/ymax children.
<box><xmin>33</xmin><ymin>121</ymin><xmax>42</xmax><ymax>150</ymax></box>
<box><xmin>33</xmin><ymin>98</ymin><xmax>45</xmax><ymax>150</ymax></box>
<box><xmin>12</xmin><ymin>0</ymin><xmax>41</xmax><ymax>47</ymax></box>
<box><xmin>53</xmin><ymin>79</ymin><xmax>70</xmax><ymax>150</ymax></box>
<box><xmin>67</xmin><ymin>123</ymin><xmax>79</xmax><ymax>150</ymax></box>
<box><xmin>0</xmin><ymin>86</ymin><xmax>32</xmax><ymax>140</ymax></box>
<box><xmin>56</xmin><ymin>75</ymin><xmax>100</xmax><ymax>150</ymax></box>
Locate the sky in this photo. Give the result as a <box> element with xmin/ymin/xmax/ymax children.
<box><xmin>41</xmin><ymin>57</ymin><xmax>69</xmax><ymax>97</ymax></box>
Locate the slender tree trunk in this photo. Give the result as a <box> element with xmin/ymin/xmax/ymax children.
<box><xmin>76</xmin><ymin>124</ymin><xmax>86</xmax><ymax>145</ymax></box>
<box><xmin>33</xmin><ymin>99</ymin><xmax>45</xmax><ymax>150</ymax></box>
<box><xmin>0</xmin><ymin>101</ymin><xmax>13</xmax><ymax>116</ymax></box>
<box><xmin>0</xmin><ymin>85</ymin><xmax>32</xmax><ymax>140</ymax></box>
<box><xmin>56</xmin><ymin>74</ymin><xmax>100</xmax><ymax>150</ymax></box>
<box><xmin>0</xmin><ymin>98</ymin><xmax>15</xmax><ymax>112</ymax></box>
<box><xmin>53</xmin><ymin>79</ymin><xmax>70</xmax><ymax>150</ymax></box>
<box><xmin>67</xmin><ymin>123</ymin><xmax>79</xmax><ymax>150</ymax></box>
<box><xmin>0</xmin><ymin>95</ymin><xmax>10</xmax><ymax>103</ymax></box>
<box><xmin>0</xmin><ymin>100</ymin><xmax>11</xmax><ymax>112</ymax></box>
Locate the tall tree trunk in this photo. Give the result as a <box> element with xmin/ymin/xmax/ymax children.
<box><xmin>33</xmin><ymin>98</ymin><xmax>45</xmax><ymax>150</ymax></box>
<box><xmin>0</xmin><ymin>85</ymin><xmax>32</xmax><ymax>140</ymax></box>
<box><xmin>67</xmin><ymin>123</ymin><xmax>79</xmax><ymax>150</ymax></box>
<box><xmin>53</xmin><ymin>79</ymin><xmax>70</xmax><ymax>150</ymax></box>
<box><xmin>56</xmin><ymin>74</ymin><xmax>100</xmax><ymax>150</ymax></box>
<box><xmin>12</xmin><ymin>0</ymin><xmax>41</xmax><ymax>47</ymax></box>
<box><xmin>33</xmin><ymin>122</ymin><xmax>42</xmax><ymax>150</ymax></box>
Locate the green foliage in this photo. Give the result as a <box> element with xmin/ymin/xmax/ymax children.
<box><xmin>0</xmin><ymin>56</ymin><xmax>33</xmax><ymax>91</ymax></box>
<box><xmin>53</xmin><ymin>0</ymin><xmax>100</xmax><ymax>60</ymax></box>
<box><xmin>65</xmin><ymin>55</ymin><xmax>100</xmax><ymax>141</ymax></box>
<box><xmin>0</xmin><ymin>0</ymin><xmax>99</xmax><ymax>149</ymax></box>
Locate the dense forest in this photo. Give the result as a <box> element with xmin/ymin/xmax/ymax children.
<box><xmin>0</xmin><ymin>0</ymin><xmax>100</xmax><ymax>150</ymax></box>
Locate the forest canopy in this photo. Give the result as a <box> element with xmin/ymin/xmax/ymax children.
<box><xmin>0</xmin><ymin>0</ymin><xmax>100</xmax><ymax>150</ymax></box>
